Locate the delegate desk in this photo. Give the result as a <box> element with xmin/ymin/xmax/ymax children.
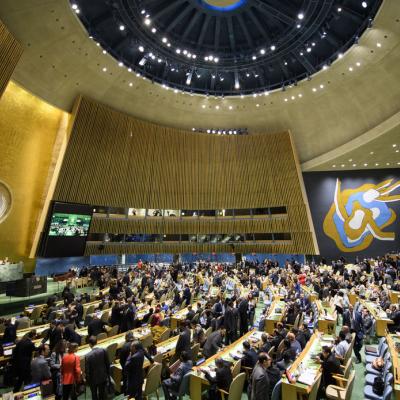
<box><xmin>281</xmin><ymin>331</ymin><xmax>332</xmax><ymax>400</ymax></box>
<box><xmin>361</xmin><ymin>299</ymin><xmax>393</xmax><ymax>336</ymax></box>
<box><xmin>316</xmin><ymin>300</ymin><xmax>337</xmax><ymax>334</ymax></box>
<box><xmin>111</xmin><ymin>332</ymin><xmax>183</xmax><ymax>392</ymax></box>
<box><xmin>390</xmin><ymin>290</ymin><xmax>400</xmax><ymax>304</ymax></box>
<box><xmin>302</xmin><ymin>285</ymin><xmax>318</xmax><ymax>302</ymax></box>
<box><xmin>76</xmin><ymin>327</ymin><xmax>152</xmax><ymax>370</ymax></box>
<box><xmin>265</xmin><ymin>300</ymin><xmax>286</xmax><ymax>334</ymax></box>
<box><xmin>386</xmin><ymin>333</ymin><xmax>400</xmax><ymax>400</ymax></box>
<box><xmin>190</xmin><ymin>330</ymin><xmax>262</xmax><ymax>400</ymax></box>
<box><xmin>1</xmin><ymin>384</ymin><xmax>55</xmax><ymax>400</ymax></box>
<box><xmin>171</xmin><ymin>306</ymin><xmax>199</xmax><ymax>330</ymax></box>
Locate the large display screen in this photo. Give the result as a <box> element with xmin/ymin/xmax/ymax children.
<box><xmin>49</xmin><ymin>213</ymin><xmax>92</xmax><ymax>237</ymax></box>
<box><xmin>37</xmin><ymin>202</ymin><xmax>93</xmax><ymax>258</ymax></box>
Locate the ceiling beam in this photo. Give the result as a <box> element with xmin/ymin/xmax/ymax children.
<box><xmin>198</xmin><ymin>14</ymin><xmax>211</xmax><ymax>46</ymax></box>
<box><xmin>246</xmin><ymin>9</ymin><xmax>270</xmax><ymax>43</ymax></box>
<box><xmin>181</xmin><ymin>12</ymin><xmax>202</xmax><ymax>40</ymax></box>
<box><xmin>165</xmin><ymin>4</ymin><xmax>193</xmax><ymax>33</ymax></box>
<box><xmin>292</xmin><ymin>51</ymin><xmax>317</xmax><ymax>74</ymax></box>
<box><xmin>214</xmin><ymin>17</ymin><xmax>221</xmax><ymax>51</ymax></box>
<box><xmin>237</xmin><ymin>14</ymin><xmax>254</xmax><ymax>48</ymax></box>
<box><xmin>253</xmin><ymin>0</ymin><xmax>295</xmax><ymax>25</ymax></box>
<box><xmin>227</xmin><ymin>17</ymin><xmax>236</xmax><ymax>52</ymax></box>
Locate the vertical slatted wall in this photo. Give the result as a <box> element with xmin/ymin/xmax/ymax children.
<box><xmin>0</xmin><ymin>20</ymin><xmax>22</xmax><ymax>98</ymax></box>
<box><xmin>54</xmin><ymin>96</ymin><xmax>318</xmax><ymax>255</ymax></box>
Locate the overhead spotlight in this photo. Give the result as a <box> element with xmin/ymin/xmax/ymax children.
<box><xmin>356</xmin><ymin>62</ymin><xmax>361</xmax><ymax>67</ymax></box>
<box><xmin>183</xmin><ymin>50</ymin><xmax>188</xmax><ymax>55</ymax></box>
<box><xmin>176</xmin><ymin>48</ymin><xmax>181</xmax><ymax>54</ymax></box>
<box><xmin>338</xmin><ymin>7</ymin><xmax>342</xmax><ymax>12</ymax></box>
<box><xmin>252</xmin><ymin>55</ymin><xmax>257</xmax><ymax>60</ymax></box>
<box><xmin>284</xmin><ymin>98</ymin><xmax>288</xmax><ymax>102</ymax></box>
<box><xmin>102</xmin><ymin>67</ymin><xmax>107</xmax><ymax>72</ymax></box>
<box><xmin>338</xmin><ymin>53</ymin><xmax>343</xmax><ymax>59</ymax></box>
<box><xmin>209</xmin><ymin>55</ymin><xmax>214</xmax><ymax>61</ymax></box>
<box><xmin>141</xmin><ymin>9</ymin><xmax>146</xmax><ymax>14</ymax></box>
<box><xmin>297</xmin><ymin>24</ymin><xmax>301</xmax><ymax>29</ymax></box>
<box><xmin>264</xmin><ymin>91</ymin><xmax>269</xmax><ymax>96</ymax></box>
<box><xmin>207</xmin><ymin>129</ymin><xmax>210</xmax><ymax>133</ymax></box>
<box><xmin>129</xmin><ymin>82</ymin><xmax>133</xmax><ymax>87</ymax></box>
<box><xmin>192</xmin><ymin>128</ymin><xmax>196</xmax><ymax>131</ymax></box>
<box><xmin>203</xmin><ymin>105</ymin><xmax>206</xmax><ymax>109</ymax></box>
<box><xmin>270</xmin><ymin>45</ymin><xmax>276</xmax><ymax>51</ymax></box>
<box><xmin>376</xmin><ymin>42</ymin><xmax>382</xmax><ymax>47</ymax></box>
<box><xmin>212</xmin><ymin>130</ymin><xmax>216</xmax><ymax>133</ymax></box>
<box><xmin>306</xmin><ymin>47</ymin><xmax>312</xmax><ymax>52</ymax></box>
<box><xmin>298</xmin><ymin>13</ymin><xmax>304</xmax><ymax>20</ymax></box>
<box><xmin>138</xmin><ymin>46</ymin><xmax>144</xmax><ymax>52</ymax></box>
<box><xmin>215</xmin><ymin>105</ymin><xmax>220</xmax><ymax>110</ymax></box>
<box><xmin>348</xmin><ymin>66</ymin><xmax>353</xmax><ymax>71</ymax></box>
<box><xmin>118</xmin><ymin>62</ymin><xmax>124</xmax><ymax>67</ymax></box>
<box><xmin>229</xmin><ymin>106</ymin><xmax>233</xmax><ymax>110</ymax></box>
<box><xmin>322</xmin><ymin>64</ymin><xmax>328</xmax><ymax>70</ymax></box>
<box><xmin>144</xmin><ymin>18</ymin><xmax>151</xmax><ymax>26</ymax></box>
<box><xmin>119</xmin><ymin>25</ymin><xmax>125</xmax><ymax>31</ymax></box>
<box><xmin>102</xmin><ymin>50</ymin><xmax>107</xmax><ymax>54</ymax></box>
<box><xmin>174</xmin><ymin>89</ymin><xmax>178</xmax><ymax>93</ymax></box>
<box><xmin>362</xmin><ymin>1</ymin><xmax>368</xmax><ymax>8</ymax></box>
<box><xmin>298</xmin><ymin>93</ymin><xmax>303</xmax><ymax>98</ymax></box>
<box><xmin>253</xmin><ymin>93</ymin><xmax>257</xmax><ymax>97</ymax></box>
<box><xmin>364</xmin><ymin>163</ymin><xmax>368</xmax><ymax>166</ymax></box>
<box><xmin>71</xmin><ymin>4</ymin><xmax>78</xmax><ymax>10</ymax></box>
<box><xmin>162</xmin><ymin>37</ymin><xmax>167</xmax><ymax>43</ymax></box>
<box><xmin>320</xmin><ymin>84</ymin><xmax>324</xmax><ymax>89</ymax></box>
<box><xmin>214</xmin><ymin>57</ymin><xmax>219</xmax><ymax>63</ymax></box>
<box><xmin>260</xmin><ymin>49</ymin><xmax>266</xmax><ymax>55</ymax></box>
<box><xmin>151</xmin><ymin>28</ymin><xmax>156</xmax><ymax>33</ymax></box>
<box><xmin>312</xmin><ymin>88</ymin><xmax>317</xmax><ymax>92</ymax></box>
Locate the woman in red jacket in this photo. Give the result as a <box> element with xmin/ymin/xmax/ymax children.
<box><xmin>61</xmin><ymin>342</ymin><xmax>81</xmax><ymax>400</ymax></box>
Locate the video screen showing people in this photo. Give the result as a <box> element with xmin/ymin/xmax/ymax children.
<box><xmin>49</xmin><ymin>213</ymin><xmax>92</xmax><ymax>237</ymax></box>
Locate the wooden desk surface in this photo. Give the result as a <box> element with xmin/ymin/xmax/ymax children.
<box><xmin>282</xmin><ymin>331</ymin><xmax>334</xmax><ymax>395</ymax></box>
<box><xmin>266</xmin><ymin>300</ymin><xmax>286</xmax><ymax>322</ymax></box>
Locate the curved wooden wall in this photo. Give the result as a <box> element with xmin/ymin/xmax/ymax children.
<box><xmin>54</xmin><ymin>96</ymin><xmax>317</xmax><ymax>255</ymax></box>
<box><xmin>0</xmin><ymin>20</ymin><xmax>22</xmax><ymax>97</ymax></box>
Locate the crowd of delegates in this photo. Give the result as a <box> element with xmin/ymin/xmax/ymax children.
<box><xmin>0</xmin><ymin>253</ymin><xmax>399</xmax><ymax>399</ymax></box>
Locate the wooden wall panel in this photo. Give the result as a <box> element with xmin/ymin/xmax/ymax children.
<box><xmin>0</xmin><ymin>20</ymin><xmax>22</xmax><ymax>98</ymax></box>
<box><xmin>54</xmin><ymin>96</ymin><xmax>318</xmax><ymax>255</ymax></box>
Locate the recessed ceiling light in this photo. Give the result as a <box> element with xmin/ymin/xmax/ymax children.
<box><xmin>338</xmin><ymin>7</ymin><xmax>342</xmax><ymax>12</ymax></box>
<box><xmin>341</xmin><ymin>164</ymin><xmax>345</xmax><ymax>167</ymax></box>
<box><xmin>129</xmin><ymin>82</ymin><xmax>133</xmax><ymax>87</ymax></box>
<box><xmin>312</xmin><ymin>88</ymin><xmax>317</xmax><ymax>92</ymax></box>
<box><xmin>284</xmin><ymin>98</ymin><xmax>288</xmax><ymax>102</ymax></box>
<box><xmin>252</xmin><ymin>55</ymin><xmax>257</xmax><ymax>60</ymax></box>
<box><xmin>370</xmin><ymin>151</ymin><xmax>374</xmax><ymax>154</ymax></box>
<box><xmin>349</xmin><ymin>159</ymin><xmax>353</xmax><ymax>162</ymax></box>
<box><xmin>396</xmin><ymin>150</ymin><xmax>399</xmax><ymax>153</ymax></box>
<box><xmin>260</xmin><ymin>49</ymin><xmax>266</xmax><ymax>55</ymax></box>
<box><xmin>291</xmin><ymin>96</ymin><xmax>295</xmax><ymax>100</ymax></box>
<box><xmin>352</xmin><ymin>164</ymin><xmax>357</xmax><ymax>167</ymax></box>
<box><xmin>377</xmin><ymin>42</ymin><xmax>382</xmax><ymax>47</ymax></box>
<box><xmin>307</xmin><ymin>47</ymin><xmax>312</xmax><ymax>53</ymax></box>
<box><xmin>356</xmin><ymin>62</ymin><xmax>361</xmax><ymax>67</ymax></box>
<box><xmin>362</xmin><ymin>2</ymin><xmax>368</xmax><ymax>8</ymax></box>
<box><xmin>118</xmin><ymin>62</ymin><xmax>123</xmax><ymax>67</ymax></box>
<box><xmin>144</xmin><ymin>18</ymin><xmax>151</xmax><ymax>26</ymax></box>
<box><xmin>298</xmin><ymin>94</ymin><xmax>303</xmax><ymax>98</ymax></box>
<box><xmin>386</xmin><ymin>163</ymin><xmax>390</xmax><ymax>166</ymax></box>
<box><xmin>102</xmin><ymin>67</ymin><xmax>107</xmax><ymax>72</ymax></box>
<box><xmin>398</xmin><ymin>162</ymin><xmax>400</xmax><ymax>165</ymax></box>
<box><xmin>338</xmin><ymin>53</ymin><xmax>343</xmax><ymax>59</ymax></box>
<box><xmin>298</xmin><ymin>13</ymin><xmax>304</xmax><ymax>20</ymax></box>
<box><xmin>349</xmin><ymin>67</ymin><xmax>353</xmax><ymax>71</ymax></box>
<box><xmin>364</xmin><ymin>163</ymin><xmax>368</xmax><ymax>166</ymax></box>
<box><xmin>138</xmin><ymin>46</ymin><xmax>144</xmax><ymax>52</ymax></box>
<box><xmin>256</xmin><ymin>104</ymin><xmax>260</xmax><ymax>107</ymax></box>
<box><xmin>229</xmin><ymin>106</ymin><xmax>233</xmax><ymax>110</ymax></box>
<box><xmin>176</xmin><ymin>49</ymin><xmax>181</xmax><ymax>54</ymax></box>
<box><xmin>202</xmin><ymin>105</ymin><xmax>206</xmax><ymax>109</ymax></box>
<box><xmin>215</xmin><ymin>105</ymin><xmax>219</xmax><ymax>110</ymax></box>
<box><xmin>393</xmin><ymin>144</ymin><xmax>397</xmax><ymax>147</ymax></box>
<box><xmin>119</xmin><ymin>25</ymin><xmax>125</xmax><ymax>31</ymax></box>
<box><xmin>151</xmin><ymin>28</ymin><xmax>156</xmax><ymax>33</ymax></box>
<box><xmin>320</xmin><ymin>84</ymin><xmax>324</xmax><ymax>89</ymax></box>
<box><xmin>332</xmin><ymin>165</ymin><xmax>336</xmax><ymax>168</ymax></box>
<box><xmin>71</xmin><ymin>4</ymin><xmax>78</xmax><ymax>10</ymax></box>
<box><xmin>297</xmin><ymin>24</ymin><xmax>301</xmax><ymax>29</ymax></box>
<box><xmin>270</xmin><ymin>45</ymin><xmax>276</xmax><ymax>51</ymax></box>
<box><xmin>375</xmin><ymin>163</ymin><xmax>379</xmax><ymax>166</ymax></box>
<box><xmin>162</xmin><ymin>37</ymin><xmax>167</xmax><ymax>43</ymax></box>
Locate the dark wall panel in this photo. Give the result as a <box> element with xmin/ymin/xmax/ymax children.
<box><xmin>304</xmin><ymin>170</ymin><xmax>400</xmax><ymax>260</ymax></box>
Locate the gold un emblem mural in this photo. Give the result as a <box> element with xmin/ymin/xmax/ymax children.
<box><xmin>323</xmin><ymin>178</ymin><xmax>400</xmax><ymax>252</ymax></box>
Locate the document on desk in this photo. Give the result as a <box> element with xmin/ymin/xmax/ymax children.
<box><xmin>297</xmin><ymin>371</ymin><xmax>317</xmax><ymax>386</ymax></box>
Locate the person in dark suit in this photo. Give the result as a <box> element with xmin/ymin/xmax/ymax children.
<box><xmin>318</xmin><ymin>346</ymin><xmax>341</xmax><ymax>395</ymax></box>
<box><xmin>175</xmin><ymin>321</ymin><xmax>192</xmax><ymax>360</ymax></box>
<box><xmin>12</xmin><ymin>330</ymin><xmax>37</xmax><ymax>392</ymax></box>
<box><xmin>238</xmin><ymin>297</ymin><xmax>249</xmax><ymax>336</ymax></box>
<box><xmin>30</xmin><ymin>344</ymin><xmax>51</xmax><ymax>384</ymax></box>
<box><xmin>119</xmin><ymin>331</ymin><xmax>135</xmax><ymax>394</ymax></box>
<box><xmin>258</xmin><ymin>333</ymin><xmax>271</xmax><ymax>354</ymax></box>
<box><xmin>202</xmin><ymin>358</ymin><xmax>232</xmax><ymax>400</ymax></box>
<box><xmin>241</xmin><ymin>341</ymin><xmax>258</xmax><ymax>369</ymax></box>
<box><xmin>120</xmin><ymin>303</ymin><xmax>136</xmax><ymax>332</ymax></box>
<box><xmin>182</xmin><ymin>284</ymin><xmax>191</xmax><ymax>306</ymax></box>
<box><xmin>186</xmin><ymin>305</ymin><xmax>195</xmax><ymax>321</ymax></box>
<box><xmin>125</xmin><ymin>341</ymin><xmax>149</xmax><ymax>399</ymax></box>
<box><xmin>64</xmin><ymin>325</ymin><xmax>81</xmax><ymax>346</ymax></box>
<box><xmin>87</xmin><ymin>315</ymin><xmax>107</xmax><ymax>337</ymax></box>
<box><xmin>85</xmin><ymin>336</ymin><xmax>110</xmax><ymax>400</ymax></box>
<box><xmin>2</xmin><ymin>319</ymin><xmax>17</xmax><ymax>344</ymax></box>
<box><xmin>162</xmin><ymin>351</ymin><xmax>193</xmax><ymax>400</ymax></box>
<box><xmin>110</xmin><ymin>301</ymin><xmax>123</xmax><ymax>328</ymax></box>
<box><xmin>248</xmin><ymin>353</ymin><xmax>271</xmax><ymax>400</ymax></box>
<box><xmin>42</xmin><ymin>321</ymin><xmax>64</xmax><ymax>351</ymax></box>
<box><xmin>203</xmin><ymin>327</ymin><xmax>225</xmax><ymax>359</ymax></box>
<box><xmin>224</xmin><ymin>301</ymin><xmax>236</xmax><ymax>345</ymax></box>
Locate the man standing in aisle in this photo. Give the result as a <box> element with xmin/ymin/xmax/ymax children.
<box><xmin>85</xmin><ymin>336</ymin><xmax>110</xmax><ymax>400</ymax></box>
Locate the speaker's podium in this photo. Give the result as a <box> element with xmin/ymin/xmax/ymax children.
<box><xmin>6</xmin><ymin>276</ymin><xmax>47</xmax><ymax>297</ymax></box>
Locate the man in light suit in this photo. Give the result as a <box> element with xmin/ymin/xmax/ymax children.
<box><xmin>203</xmin><ymin>327</ymin><xmax>226</xmax><ymax>359</ymax></box>
<box><xmin>249</xmin><ymin>353</ymin><xmax>271</xmax><ymax>400</ymax></box>
<box><xmin>85</xmin><ymin>336</ymin><xmax>110</xmax><ymax>400</ymax></box>
<box><xmin>30</xmin><ymin>344</ymin><xmax>51</xmax><ymax>384</ymax></box>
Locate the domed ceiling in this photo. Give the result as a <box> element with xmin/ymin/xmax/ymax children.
<box><xmin>72</xmin><ymin>0</ymin><xmax>383</xmax><ymax>95</ymax></box>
